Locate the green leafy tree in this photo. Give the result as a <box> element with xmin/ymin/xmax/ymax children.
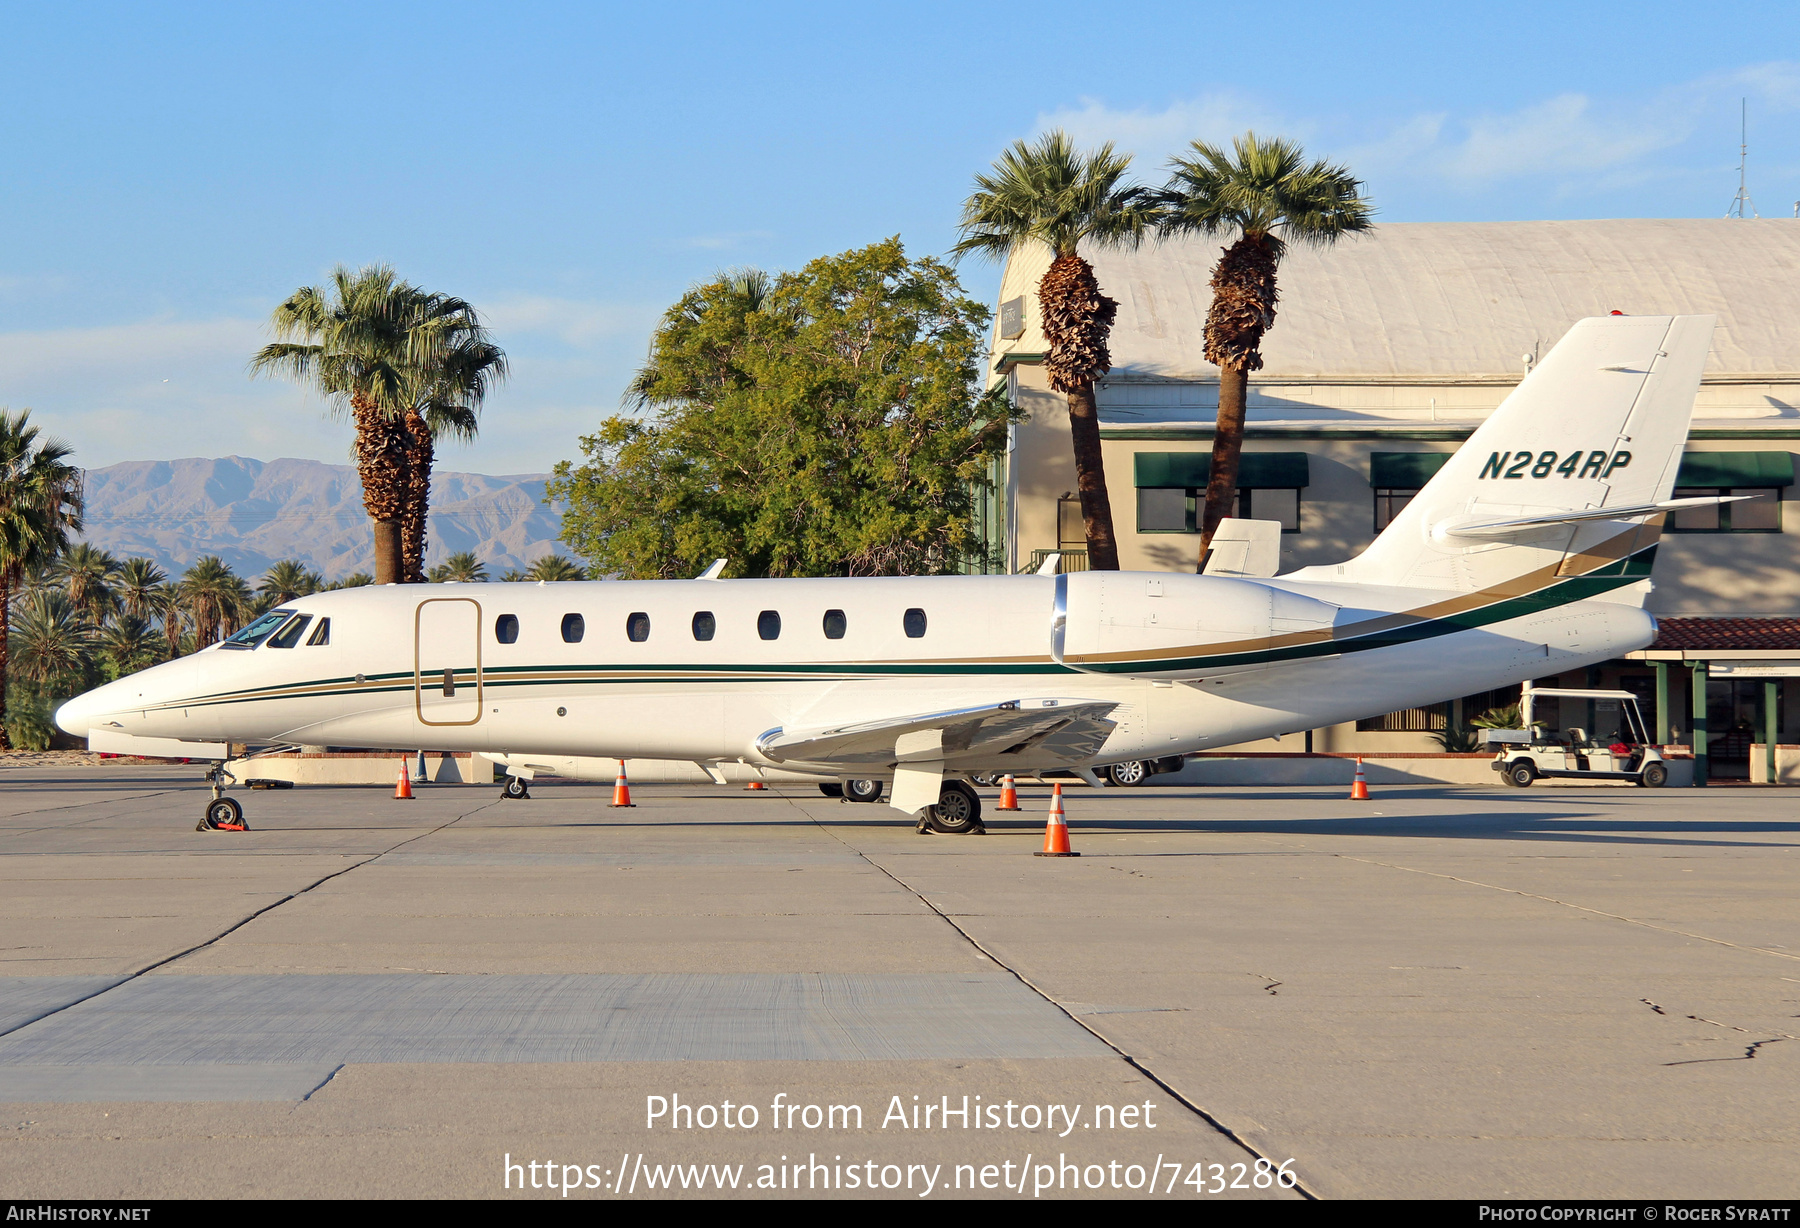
<box><xmin>11</xmin><ymin>591</ymin><xmax>93</xmax><ymax>698</ymax></box>
<box><xmin>118</xmin><ymin>557</ymin><xmax>167</xmax><ymax>625</ymax></box>
<box><xmin>52</xmin><ymin>543</ymin><xmax>121</xmax><ymax>626</ymax></box>
<box><xmin>952</xmin><ymin>132</ymin><xmax>1159</xmax><ymax>571</ymax></box>
<box><xmin>1157</xmin><ymin>133</ymin><xmax>1373</xmax><ymax>559</ymax></box>
<box><xmin>0</xmin><ymin>409</ymin><xmax>82</xmax><ymax>749</ymax></box>
<box><xmin>180</xmin><ymin>556</ymin><xmax>246</xmax><ymax>650</ymax></box>
<box><xmin>551</xmin><ymin>239</ymin><xmax>1015</xmax><ymax>579</ymax></box>
<box><xmin>98</xmin><ymin>615</ymin><xmax>161</xmax><ymax>679</ymax></box>
<box><xmin>428</xmin><ymin>551</ymin><xmax>488</xmax><ymax>583</ymax></box>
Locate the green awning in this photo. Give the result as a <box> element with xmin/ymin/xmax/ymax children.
<box><xmin>1674</xmin><ymin>451</ymin><xmax>1794</xmax><ymax>489</ymax></box>
<box><xmin>1369</xmin><ymin>451</ymin><xmax>1453</xmax><ymax>489</ymax></box>
<box><xmin>1133</xmin><ymin>451</ymin><xmax>1309</xmax><ymax>489</ymax></box>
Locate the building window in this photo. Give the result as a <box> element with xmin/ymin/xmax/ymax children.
<box><xmin>626</xmin><ymin>612</ymin><xmax>650</xmax><ymax>642</ymax></box>
<box><xmin>822</xmin><ymin>609</ymin><xmax>846</xmax><ymax>640</ymax></box>
<box><xmin>1356</xmin><ymin>704</ymin><xmax>1448</xmax><ymax>733</ymax></box>
<box><xmin>494</xmin><ymin>614</ymin><xmax>518</xmax><ymax>644</ymax></box>
<box><xmin>758</xmin><ymin>610</ymin><xmax>781</xmax><ymax>641</ymax></box>
<box><xmin>1669</xmin><ymin>487</ymin><xmax>1782</xmax><ymax>533</ymax></box>
<box><xmin>692</xmin><ymin>611</ymin><xmax>715</xmax><ymax>641</ymax></box>
<box><xmin>903</xmin><ymin>608</ymin><xmax>927</xmax><ymax>638</ymax></box>
<box><xmin>561</xmin><ymin>613</ymin><xmax>585</xmax><ymax>643</ymax></box>
<box><xmin>1373</xmin><ymin>489</ymin><xmax>1418</xmax><ymax>532</ymax></box>
<box><xmin>1135</xmin><ymin>487</ymin><xmax>1301</xmax><ymax>534</ymax></box>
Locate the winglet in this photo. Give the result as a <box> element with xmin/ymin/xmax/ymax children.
<box><xmin>1035</xmin><ymin>553</ymin><xmax>1062</xmax><ymax>576</ymax></box>
<box><xmin>695</xmin><ymin>559</ymin><xmax>728</xmax><ymax>580</ymax></box>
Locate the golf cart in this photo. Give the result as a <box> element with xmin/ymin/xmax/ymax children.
<box><xmin>1483</xmin><ymin>688</ymin><xmax>1669</xmax><ymax>787</ymax></box>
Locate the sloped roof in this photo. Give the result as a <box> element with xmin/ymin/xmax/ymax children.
<box><xmin>1651</xmin><ymin>617</ymin><xmax>1800</xmax><ymax>651</ymax></box>
<box><xmin>993</xmin><ymin>220</ymin><xmax>1800</xmax><ymax>382</ymax></box>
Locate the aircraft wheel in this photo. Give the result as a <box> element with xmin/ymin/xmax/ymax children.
<box><xmin>818</xmin><ymin>782</ymin><xmax>844</xmax><ymax>798</ymax></box>
<box><xmin>969</xmin><ymin>773</ymin><xmax>999</xmax><ymax>787</ymax></box>
<box><xmin>1640</xmin><ymin>762</ymin><xmax>1669</xmax><ymax>788</ymax></box>
<box><xmin>1506</xmin><ymin>762</ymin><xmax>1537</xmax><ymax>788</ymax></box>
<box><xmin>202</xmin><ymin>797</ymin><xmax>245</xmax><ymax>830</ymax></box>
<box><xmin>1106</xmin><ymin>760</ymin><xmax>1150</xmax><ymax>787</ymax></box>
<box><xmin>844</xmin><ymin>779</ymin><xmax>884</xmax><ymax>804</ymax></box>
<box><xmin>501</xmin><ymin>776</ymin><xmax>530</xmax><ymax>800</ymax></box>
<box><xmin>924</xmin><ymin>781</ymin><xmax>983</xmax><ymax>834</ymax></box>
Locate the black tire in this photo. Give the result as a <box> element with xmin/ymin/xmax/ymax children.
<box><xmin>1506</xmin><ymin>762</ymin><xmax>1536</xmax><ymax>788</ymax></box>
<box><xmin>970</xmin><ymin>773</ymin><xmax>999</xmax><ymax>788</ymax></box>
<box><xmin>818</xmin><ymin>782</ymin><xmax>844</xmax><ymax>798</ymax></box>
<box><xmin>1107</xmin><ymin>760</ymin><xmax>1150</xmax><ymax>787</ymax></box>
<box><xmin>501</xmin><ymin>776</ymin><xmax>530</xmax><ymax>800</ymax></box>
<box><xmin>203</xmin><ymin>797</ymin><xmax>244</xmax><ymax>830</ymax></box>
<box><xmin>1641</xmin><ymin>762</ymin><xmax>1669</xmax><ymax>788</ymax></box>
<box><xmin>844</xmin><ymin>778</ymin><xmax>884</xmax><ymax>804</ymax></box>
<box><xmin>924</xmin><ymin>781</ymin><xmax>983</xmax><ymax>834</ymax></box>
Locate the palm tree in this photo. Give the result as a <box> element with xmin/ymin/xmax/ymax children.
<box><xmin>427</xmin><ymin>551</ymin><xmax>488</xmax><ymax>583</ymax></box>
<box><xmin>251</xmin><ymin>266</ymin><xmax>504</xmax><ymax>585</ymax></box>
<box><xmin>397</xmin><ymin>329</ymin><xmax>506</xmax><ymax>583</ymax></box>
<box><xmin>180</xmin><ymin>556</ymin><xmax>243</xmax><ymax>650</ymax></box>
<box><xmin>0</xmin><ymin>409</ymin><xmax>82</xmax><ymax>748</ymax></box>
<box><xmin>259</xmin><ymin>559</ymin><xmax>322</xmax><ymax>606</ymax></box>
<box><xmin>1157</xmin><ymin>133</ymin><xmax>1373</xmax><ymax>560</ymax></box>
<box><xmin>11</xmin><ymin>591</ymin><xmax>93</xmax><ymax>697</ymax></box>
<box><xmin>324</xmin><ymin>572</ymin><xmax>374</xmax><ymax>590</ymax></box>
<box><xmin>118</xmin><ymin>557</ymin><xmax>167</xmax><ymax>624</ymax></box>
<box><xmin>524</xmin><ymin>555</ymin><xmax>586</xmax><ymax>582</ymax></box>
<box><xmin>52</xmin><ymin>542</ymin><xmax>121</xmax><ymax>626</ymax></box>
<box><xmin>153</xmin><ymin>580</ymin><xmax>186</xmax><ymax>660</ymax></box>
<box><xmin>99</xmin><ymin>615</ymin><xmax>161</xmax><ymax>677</ymax></box>
<box><xmin>952</xmin><ymin>131</ymin><xmax>1160</xmax><ymax>571</ymax></box>
<box><xmin>498</xmin><ymin>569</ymin><xmax>525</xmax><ymax>582</ymax></box>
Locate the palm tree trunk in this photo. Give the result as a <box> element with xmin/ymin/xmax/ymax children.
<box><xmin>1066</xmin><ymin>380</ymin><xmax>1120</xmax><ymax>571</ymax></box>
<box><xmin>400</xmin><ymin>410</ymin><xmax>432</xmax><ymax>584</ymax></box>
<box><xmin>351</xmin><ymin>392</ymin><xmax>408</xmax><ymax>585</ymax></box>
<box><xmin>0</xmin><ymin>585</ymin><xmax>11</xmax><ymax>751</ymax></box>
<box><xmin>1199</xmin><ymin>365</ymin><xmax>1249</xmax><ymax>562</ymax></box>
<box><xmin>1038</xmin><ymin>253</ymin><xmax>1121</xmax><ymax>571</ymax></box>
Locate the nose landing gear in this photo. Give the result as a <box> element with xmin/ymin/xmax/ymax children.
<box><xmin>501</xmin><ymin>774</ymin><xmax>531</xmax><ymax>800</ymax></box>
<box><xmin>196</xmin><ymin>765</ymin><xmax>249</xmax><ymax>831</ymax></box>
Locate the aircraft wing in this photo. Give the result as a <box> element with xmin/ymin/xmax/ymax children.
<box><xmin>754</xmin><ymin>698</ymin><xmax>1120</xmax><ymax>772</ymax></box>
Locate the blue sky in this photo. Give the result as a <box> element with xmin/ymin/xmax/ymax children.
<box><xmin>3</xmin><ymin>1</ymin><xmax>1798</xmax><ymax>474</ymax></box>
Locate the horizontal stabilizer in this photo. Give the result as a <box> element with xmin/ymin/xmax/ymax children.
<box><xmin>1441</xmin><ymin>495</ymin><xmax>1748</xmax><ymax>539</ymax></box>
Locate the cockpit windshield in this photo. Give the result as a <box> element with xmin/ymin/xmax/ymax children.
<box><xmin>222</xmin><ymin>609</ymin><xmax>296</xmax><ymax>650</ymax></box>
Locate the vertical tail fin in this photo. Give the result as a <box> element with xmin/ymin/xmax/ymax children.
<box><xmin>1341</xmin><ymin>314</ymin><xmax>1714</xmax><ymax>601</ymax></box>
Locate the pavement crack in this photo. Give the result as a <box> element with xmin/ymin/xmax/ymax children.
<box><xmin>1642</xmin><ymin>998</ymin><xmax>1667</xmax><ymax>1015</ymax></box>
<box><xmin>791</xmin><ymin>790</ymin><xmax>1315</xmax><ymax>1201</ymax></box>
<box><xmin>1338</xmin><ymin>854</ymin><xmax>1800</xmax><ymax>963</ymax></box>
<box><xmin>0</xmin><ymin>795</ymin><xmax>499</xmax><ymax>1042</ymax></box>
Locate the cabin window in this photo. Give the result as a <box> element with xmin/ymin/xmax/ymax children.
<box><xmin>692</xmin><ymin>611</ymin><xmax>716</xmax><ymax>641</ymax></box>
<box><xmin>495</xmin><ymin>614</ymin><xmax>519</xmax><ymax>644</ymax></box>
<box><xmin>306</xmin><ymin>618</ymin><xmax>330</xmax><ymax>646</ymax></box>
<box><xmin>903</xmin><ymin>608</ymin><xmax>927</xmax><ymax>638</ymax></box>
<box><xmin>758</xmin><ymin>610</ymin><xmax>781</xmax><ymax>641</ymax></box>
<box><xmin>822</xmin><ymin>609</ymin><xmax>847</xmax><ymax>639</ymax></box>
<box><xmin>561</xmin><ymin>613</ymin><xmax>585</xmax><ymax>643</ymax></box>
<box><xmin>626</xmin><ymin>612</ymin><xmax>651</xmax><ymax>642</ymax></box>
<box><xmin>222</xmin><ymin>610</ymin><xmax>294</xmax><ymax>650</ymax></box>
<box><xmin>266</xmin><ymin>614</ymin><xmax>312</xmax><ymax>649</ymax></box>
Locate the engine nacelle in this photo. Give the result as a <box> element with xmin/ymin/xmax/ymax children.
<box><xmin>1053</xmin><ymin>571</ymin><xmax>1340</xmax><ymax>679</ymax></box>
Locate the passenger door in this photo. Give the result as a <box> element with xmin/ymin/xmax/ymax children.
<box><xmin>415</xmin><ymin>598</ymin><xmax>482</xmax><ymax>726</ymax></box>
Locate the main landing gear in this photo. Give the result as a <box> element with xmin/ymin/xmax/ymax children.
<box><xmin>916</xmin><ymin>780</ymin><xmax>983</xmax><ymax>836</ymax></box>
<box><xmin>196</xmin><ymin>764</ymin><xmax>249</xmax><ymax>832</ymax></box>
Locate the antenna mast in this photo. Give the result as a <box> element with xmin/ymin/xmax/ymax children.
<box><xmin>1726</xmin><ymin>98</ymin><xmax>1759</xmax><ymax>218</ymax></box>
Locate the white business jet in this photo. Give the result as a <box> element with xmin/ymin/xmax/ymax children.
<box><xmin>58</xmin><ymin>314</ymin><xmax>1728</xmax><ymax>831</ymax></box>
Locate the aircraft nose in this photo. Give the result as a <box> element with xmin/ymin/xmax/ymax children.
<box><xmin>54</xmin><ymin>689</ymin><xmax>100</xmax><ymax>737</ymax></box>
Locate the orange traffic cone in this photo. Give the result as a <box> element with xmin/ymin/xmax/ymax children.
<box><xmin>1034</xmin><ymin>783</ymin><xmax>1079</xmax><ymax>857</ymax></box>
<box><xmin>996</xmin><ymin>774</ymin><xmax>1021</xmax><ymax>811</ymax></box>
<box><xmin>746</xmin><ymin>779</ymin><xmax>766</xmax><ymax>790</ymax></box>
<box><xmin>394</xmin><ymin>760</ymin><xmax>414</xmax><ymax>800</ymax></box>
<box><xmin>610</xmin><ymin>759</ymin><xmax>636</xmax><ymax>808</ymax></box>
<box><xmin>1350</xmin><ymin>757</ymin><xmax>1370</xmax><ymax>800</ymax></box>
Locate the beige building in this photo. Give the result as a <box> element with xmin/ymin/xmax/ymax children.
<box><xmin>984</xmin><ymin>219</ymin><xmax>1800</xmax><ymax>777</ymax></box>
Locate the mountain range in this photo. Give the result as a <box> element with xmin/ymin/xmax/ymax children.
<box><xmin>77</xmin><ymin>456</ymin><xmax>569</xmax><ymax>580</ymax></box>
